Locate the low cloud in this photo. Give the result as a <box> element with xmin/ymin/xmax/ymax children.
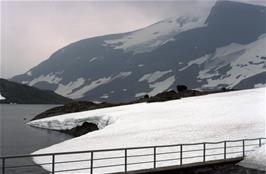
<box><xmin>1</xmin><ymin>0</ymin><xmax>264</xmax><ymax>78</ymax></box>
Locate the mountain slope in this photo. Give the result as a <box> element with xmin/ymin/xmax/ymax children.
<box><xmin>12</xmin><ymin>1</ymin><xmax>266</xmax><ymax>102</ymax></box>
<box><xmin>0</xmin><ymin>78</ymin><xmax>73</xmax><ymax>104</ymax></box>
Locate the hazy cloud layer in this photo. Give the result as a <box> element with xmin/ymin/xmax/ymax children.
<box><xmin>1</xmin><ymin>0</ymin><xmax>265</xmax><ymax>78</ymax></box>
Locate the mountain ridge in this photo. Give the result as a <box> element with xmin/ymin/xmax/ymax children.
<box><xmin>0</xmin><ymin>78</ymin><xmax>73</xmax><ymax>104</ymax></box>
<box><xmin>11</xmin><ymin>0</ymin><xmax>266</xmax><ymax>102</ymax></box>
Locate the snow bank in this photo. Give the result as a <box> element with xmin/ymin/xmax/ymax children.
<box><xmin>238</xmin><ymin>144</ymin><xmax>266</xmax><ymax>171</ymax></box>
<box><xmin>29</xmin><ymin>87</ymin><xmax>266</xmax><ymax>173</ymax></box>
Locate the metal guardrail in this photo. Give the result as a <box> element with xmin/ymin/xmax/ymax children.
<box><xmin>1</xmin><ymin>138</ymin><xmax>265</xmax><ymax>174</ymax></box>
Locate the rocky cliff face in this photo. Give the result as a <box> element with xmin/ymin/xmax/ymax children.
<box><xmin>12</xmin><ymin>1</ymin><xmax>266</xmax><ymax>102</ymax></box>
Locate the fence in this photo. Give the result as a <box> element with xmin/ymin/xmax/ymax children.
<box><xmin>1</xmin><ymin>138</ymin><xmax>265</xmax><ymax>174</ymax></box>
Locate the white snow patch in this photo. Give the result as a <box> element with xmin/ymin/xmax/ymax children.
<box><xmin>29</xmin><ymin>88</ymin><xmax>266</xmax><ymax>173</ymax></box>
<box><xmin>89</xmin><ymin>57</ymin><xmax>98</xmax><ymax>63</ymax></box>
<box><xmin>135</xmin><ymin>92</ymin><xmax>147</xmax><ymax>98</ymax></box>
<box><xmin>148</xmin><ymin>76</ymin><xmax>175</xmax><ymax>96</ymax></box>
<box><xmin>28</xmin><ymin>73</ymin><xmax>62</xmax><ymax>86</ymax></box>
<box><xmin>100</xmin><ymin>94</ymin><xmax>109</xmax><ymax>99</ymax></box>
<box><xmin>238</xmin><ymin>144</ymin><xmax>266</xmax><ymax>171</ymax></box>
<box><xmin>21</xmin><ymin>81</ymin><xmax>29</xmax><ymax>84</ymax></box>
<box><xmin>116</xmin><ymin>71</ymin><xmax>132</xmax><ymax>78</ymax></box>
<box><xmin>139</xmin><ymin>70</ymin><xmax>172</xmax><ymax>83</ymax></box>
<box><xmin>55</xmin><ymin>78</ymin><xmax>85</xmax><ymax>97</ymax></box>
<box><xmin>254</xmin><ymin>83</ymin><xmax>266</xmax><ymax>88</ymax></box>
<box><xmin>68</xmin><ymin>77</ymin><xmax>112</xmax><ymax>99</ymax></box>
<box><xmin>104</xmin><ymin>16</ymin><xmax>206</xmax><ymax>54</ymax></box>
<box><xmin>0</xmin><ymin>94</ymin><xmax>5</xmax><ymax>100</ymax></box>
<box><xmin>66</xmin><ymin>72</ymin><xmax>132</xmax><ymax>99</ymax></box>
<box><xmin>26</xmin><ymin>71</ymin><xmax>32</xmax><ymax>76</ymax></box>
<box><xmin>138</xmin><ymin>64</ymin><xmax>144</xmax><ymax>67</ymax></box>
<box><xmin>179</xmin><ymin>55</ymin><xmax>209</xmax><ymax>71</ymax></box>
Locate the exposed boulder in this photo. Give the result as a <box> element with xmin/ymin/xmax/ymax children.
<box><xmin>177</xmin><ymin>85</ymin><xmax>188</xmax><ymax>92</ymax></box>
<box><xmin>61</xmin><ymin>122</ymin><xmax>99</xmax><ymax>137</ymax></box>
<box><xmin>144</xmin><ymin>94</ymin><xmax>149</xmax><ymax>99</ymax></box>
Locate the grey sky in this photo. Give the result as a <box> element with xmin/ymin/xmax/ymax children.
<box><xmin>1</xmin><ymin>0</ymin><xmax>265</xmax><ymax>78</ymax></box>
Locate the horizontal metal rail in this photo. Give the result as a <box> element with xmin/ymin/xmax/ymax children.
<box><xmin>1</xmin><ymin>137</ymin><xmax>265</xmax><ymax>174</ymax></box>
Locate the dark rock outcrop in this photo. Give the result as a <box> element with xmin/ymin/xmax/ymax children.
<box><xmin>32</xmin><ymin>101</ymin><xmax>116</xmax><ymax>120</ymax></box>
<box><xmin>177</xmin><ymin>85</ymin><xmax>188</xmax><ymax>92</ymax></box>
<box><xmin>60</xmin><ymin>122</ymin><xmax>98</xmax><ymax>137</ymax></box>
<box><xmin>147</xmin><ymin>90</ymin><xmax>181</xmax><ymax>103</ymax></box>
<box><xmin>178</xmin><ymin>89</ymin><xmax>205</xmax><ymax>98</ymax></box>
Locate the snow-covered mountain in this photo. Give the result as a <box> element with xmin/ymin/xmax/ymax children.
<box><xmin>12</xmin><ymin>1</ymin><xmax>266</xmax><ymax>102</ymax></box>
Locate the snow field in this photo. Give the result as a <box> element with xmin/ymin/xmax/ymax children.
<box><xmin>28</xmin><ymin>87</ymin><xmax>266</xmax><ymax>173</ymax></box>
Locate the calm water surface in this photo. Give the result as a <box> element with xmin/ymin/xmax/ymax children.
<box><xmin>0</xmin><ymin>104</ymin><xmax>72</xmax><ymax>174</ymax></box>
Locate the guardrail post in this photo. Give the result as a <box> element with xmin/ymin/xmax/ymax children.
<box><xmin>259</xmin><ymin>138</ymin><xmax>262</xmax><ymax>147</ymax></box>
<box><xmin>180</xmin><ymin>145</ymin><xmax>183</xmax><ymax>166</ymax></box>
<box><xmin>2</xmin><ymin>158</ymin><xmax>5</xmax><ymax>174</ymax></box>
<box><xmin>125</xmin><ymin>149</ymin><xmax>127</xmax><ymax>173</ymax></box>
<box><xmin>52</xmin><ymin>154</ymin><xmax>55</xmax><ymax>174</ymax></box>
<box><xmin>153</xmin><ymin>147</ymin><xmax>156</xmax><ymax>168</ymax></box>
<box><xmin>242</xmin><ymin>140</ymin><xmax>245</xmax><ymax>157</ymax></box>
<box><xmin>224</xmin><ymin>141</ymin><xmax>227</xmax><ymax>160</ymax></box>
<box><xmin>91</xmin><ymin>152</ymin><xmax>94</xmax><ymax>174</ymax></box>
<box><xmin>203</xmin><ymin>143</ymin><xmax>206</xmax><ymax>162</ymax></box>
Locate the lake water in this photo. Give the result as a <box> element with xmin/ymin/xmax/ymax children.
<box><xmin>0</xmin><ymin>104</ymin><xmax>72</xmax><ymax>174</ymax></box>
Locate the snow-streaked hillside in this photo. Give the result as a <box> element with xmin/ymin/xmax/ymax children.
<box><xmin>29</xmin><ymin>87</ymin><xmax>266</xmax><ymax>173</ymax></box>
<box><xmin>180</xmin><ymin>34</ymin><xmax>266</xmax><ymax>89</ymax></box>
<box><xmin>12</xmin><ymin>1</ymin><xmax>266</xmax><ymax>102</ymax></box>
<box><xmin>104</xmin><ymin>16</ymin><xmax>206</xmax><ymax>54</ymax></box>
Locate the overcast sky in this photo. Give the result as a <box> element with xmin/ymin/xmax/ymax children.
<box><xmin>1</xmin><ymin>0</ymin><xmax>265</xmax><ymax>79</ymax></box>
